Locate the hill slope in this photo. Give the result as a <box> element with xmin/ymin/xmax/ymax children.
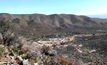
<box><xmin>0</xmin><ymin>13</ymin><xmax>107</xmax><ymax>36</ymax></box>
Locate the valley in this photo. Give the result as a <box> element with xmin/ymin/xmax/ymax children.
<box><xmin>0</xmin><ymin>13</ymin><xmax>107</xmax><ymax>65</ymax></box>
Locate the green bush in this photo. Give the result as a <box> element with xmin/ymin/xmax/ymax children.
<box><xmin>0</xmin><ymin>20</ymin><xmax>13</xmax><ymax>45</ymax></box>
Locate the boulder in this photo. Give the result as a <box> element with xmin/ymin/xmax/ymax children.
<box><xmin>34</xmin><ymin>63</ymin><xmax>38</xmax><ymax>65</ymax></box>
<box><xmin>22</xmin><ymin>59</ymin><xmax>32</xmax><ymax>65</ymax></box>
<box><xmin>4</xmin><ymin>61</ymin><xmax>13</xmax><ymax>65</ymax></box>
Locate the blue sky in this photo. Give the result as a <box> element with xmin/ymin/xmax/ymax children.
<box><xmin>0</xmin><ymin>0</ymin><xmax>107</xmax><ymax>16</ymax></box>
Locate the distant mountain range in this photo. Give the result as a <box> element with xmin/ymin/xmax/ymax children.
<box><xmin>88</xmin><ymin>14</ymin><xmax>107</xmax><ymax>19</ymax></box>
<box><xmin>0</xmin><ymin>13</ymin><xmax>107</xmax><ymax>36</ymax></box>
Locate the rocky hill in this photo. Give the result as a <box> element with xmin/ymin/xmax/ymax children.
<box><xmin>0</xmin><ymin>13</ymin><xmax>107</xmax><ymax>36</ymax></box>
<box><xmin>0</xmin><ymin>13</ymin><xmax>107</xmax><ymax>65</ymax></box>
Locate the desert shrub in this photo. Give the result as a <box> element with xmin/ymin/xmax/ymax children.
<box><xmin>41</xmin><ymin>45</ymin><xmax>50</xmax><ymax>54</ymax></box>
<box><xmin>30</xmin><ymin>56</ymin><xmax>38</xmax><ymax>63</ymax></box>
<box><xmin>17</xmin><ymin>49</ymin><xmax>28</xmax><ymax>55</ymax></box>
<box><xmin>0</xmin><ymin>46</ymin><xmax>4</xmax><ymax>52</ymax></box>
<box><xmin>0</xmin><ymin>20</ymin><xmax>12</xmax><ymax>34</ymax></box>
<box><xmin>44</xmin><ymin>34</ymin><xmax>57</xmax><ymax>38</ymax></box>
<box><xmin>72</xmin><ymin>31</ymin><xmax>81</xmax><ymax>34</ymax></box>
<box><xmin>42</xmin><ymin>55</ymin><xmax>50</xmax><ymax>65</ymax></box>
<box><xmin>0</xmin><ymin>20</ymin><xmax>14</xmax><ymax>45</ymax></box>
<box><xmin>0</xmin><ymin>46</ymin><xmax>4</xmax><ymax>57</ymax></box>
<box><xmin>68</xmin><ymin>59</ymin><xmax>81</xmax><ymax>65</ymax></box>
<box><xmin>8</xmin><ymin>47</ymin><xmax>28</xmax><ymax>55</ymax></box>
<box><xmin>57</xmin><ymin>55</ymin><xmax>81</xmax><ymax>65</ymax></box>
<box><xmin>57</xmin><ymin>56</ymin><xmax>68</xmax><ymax>65</ymax></box>
<box><xmin>40</xmin><ymin>46</ymin><xmax>58</xmax><ymax>65</ymax></box>
<box><xmin>38</xmin><ymin>54</ymin><xmax>57</xmax><ymax>65</ymax></box>
<box><xmin>40</xmin><ymin>45</ymin><xmax>81</xmax><ymax>65</ymax></box>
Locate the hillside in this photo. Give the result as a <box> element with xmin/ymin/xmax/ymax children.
<box><xmin>0</xmin><ymin>13</ymin><xmax>107</xmax><ymax>65</ymax></box>
<box><xmin>0</xmin><ymin>13</ymin><xmax>107</xmax><ymax>37</ymax></box>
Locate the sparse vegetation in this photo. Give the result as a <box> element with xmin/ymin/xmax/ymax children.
<box><xmin>0</xmin><ymin>14</ymin><xmax>107</xmax><ymax>65</ymax></box>
<box><xmin>0</xmin><ymin>20</ymin><xmax>14</xmax><ymax>46</ymax></box>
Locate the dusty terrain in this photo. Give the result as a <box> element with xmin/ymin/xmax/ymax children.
<box><xmin>0</xmin><ymin>13</ymin><xmax>107</xmax><ymax>65</ymax></box>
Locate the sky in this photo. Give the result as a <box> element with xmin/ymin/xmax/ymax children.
<box><xmin>0</xmin><ymin>0</ymin><xmax>107</xmax><ymax>16</ymax></box>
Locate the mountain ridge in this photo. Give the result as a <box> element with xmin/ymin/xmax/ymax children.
<box><xmin>0</xmin><ymin>13</ymin><xmax>107</xmax><ymax>36</ymax></box>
